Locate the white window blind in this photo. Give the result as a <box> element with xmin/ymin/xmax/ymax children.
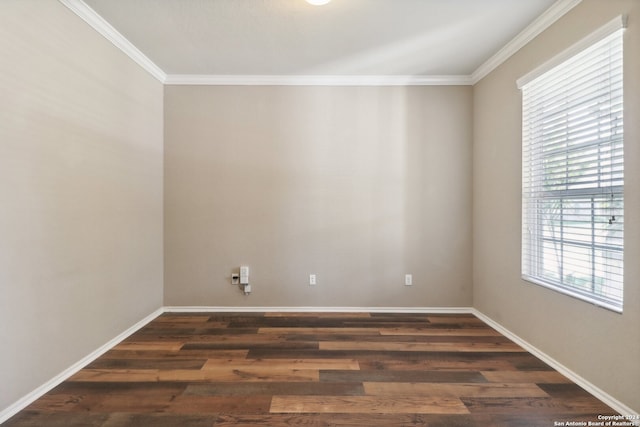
<box><xmin>520</xmin><ymin>24</ymin><xmax>624</xmax><ymax>312</ymax></box>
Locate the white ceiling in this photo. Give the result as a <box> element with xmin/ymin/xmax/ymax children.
<box><xmin>76</xmin><ymin>0</ymin><xmax>566</xmax><ymax>81</ymax></box>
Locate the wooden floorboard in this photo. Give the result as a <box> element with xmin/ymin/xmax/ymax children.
<box><xmin>3</xmin><ymin>312</ymin><xmax>620</xmax><ymax>426</ymax></box>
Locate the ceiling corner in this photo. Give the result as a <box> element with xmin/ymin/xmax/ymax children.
<box><xmin>58</xmin><ymin>0</ymin><xmax>167</xmax><ymax>83</ymax></box>
<box><xmin>58</xmin><ymin>0</ymin><xmax>580</xmax><ymax>88</ymax></box>
<box><xmin>470</xmin><ymin>0</ymin><xmax>582</xmax><ymax>85</ymax></box>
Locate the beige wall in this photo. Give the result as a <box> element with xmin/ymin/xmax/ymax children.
<box><xmin>0</xmin><ymin>0</ymin><xmax>164</xmax><ymax>411</ymax></box>
<box><xmin>164</xmin><ymin>85</ymin><xmax>472</xmax><ymax>307</ymax></box>
<box><xmin>473</xmin><ymin>0</ymin><xmax>640</xmax><ymax>412</ymax></box>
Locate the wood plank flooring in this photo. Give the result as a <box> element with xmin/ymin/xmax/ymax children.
<box><xmin>3</xmin><ymin>312</ymin><xmax>619</xmax><ymax>426</ymax></box>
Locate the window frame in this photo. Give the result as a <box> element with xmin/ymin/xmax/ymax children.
<box><xmin>518</xmin><ymin>16</ymin><xmax>626</xmax><ymax>313</ymax></box>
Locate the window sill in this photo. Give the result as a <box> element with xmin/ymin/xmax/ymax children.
<box><xmin>521</xmin><ymin>274</ymin><xmax>623</xmax><ymax>314</ymax></box>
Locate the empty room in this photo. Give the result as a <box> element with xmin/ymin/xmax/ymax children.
<box><xmin>0</xmin><ymin>0</ymin><xmax>638</xmax><ymax>425</ymax></box>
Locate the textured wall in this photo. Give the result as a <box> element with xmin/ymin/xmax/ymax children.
<box><xmin>0</xmin><ymin>0</ymin><xmax>164</xmax><ymax>411</ymax></box>
<box><xmin>473</xmin><ymin>0</ymin><xmax>640</xmax><ymax>412</ymax></box>
<box><xmin>164</xmin><ymin>85</ymin><xmax>472</xmax><ymax>308</ymax></box>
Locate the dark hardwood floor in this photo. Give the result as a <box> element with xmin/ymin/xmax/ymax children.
<box><xmin>3</xmin><ymin>312</ymin><xmax>618</xmax><ymax>426</ymax></box>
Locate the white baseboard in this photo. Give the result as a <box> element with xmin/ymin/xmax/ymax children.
<box><xmin>3</xmin><ymin>305</ymin><xmax>636</xmax><ymax>422</ymax></box>
<box><xmin>0</xmin><ymin>305</ymin><xmax>470</xmax><ymax>422</ymax></box>
<box><xmin>162</xmin><ymin>306</ymin><xmax>474</xmax><ymax>314</ymax></box>
<box><xmin>472</xmin><ymin>309</ymin><xmax>638</xmax><ymax>418</ymax></box>
<box><xmin>0</xmin><ymin>307</ymin><xmax>163</xmax><ymax>425</ymax></box>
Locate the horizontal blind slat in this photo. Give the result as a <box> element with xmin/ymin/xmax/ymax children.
<box><xmin>521</xmin><ymin>28</ymin><xmax>624</xmax><ymax>311</ymax></box>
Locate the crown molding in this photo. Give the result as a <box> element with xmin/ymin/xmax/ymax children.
<box><xmin>164</xmin><ymin>74</ymin><xmax>473</xmax><ymax>86</ymax></box>
<box><xmin>59</xmin><ymin>0</ymin><xmax>583</xmax><ymax>87</ymax></box>
<box><xmin>471</xmin><ymin>0</ymin><xmax>582</xmax><ymax>84</ymax></box>
<box><xmin>58</xmin><ymin>0</ymin><xmax>166</xmax><ymax>83</ymax></box>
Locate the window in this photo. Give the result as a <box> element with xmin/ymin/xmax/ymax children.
<box><xmin>518</xmin><ymin>18</ymin><xmax>625</xmax><ymax>312</ymax></box>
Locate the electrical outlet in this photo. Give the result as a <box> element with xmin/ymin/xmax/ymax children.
<box><xmin>405</xmin><ymin>274</ymin><xmax>413</xmax><ymax>286</ymax></box>
<box><xmin>309</xmin><ymin>274</ymin><xmax>316</xmax><ymax>286</ymax></box>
